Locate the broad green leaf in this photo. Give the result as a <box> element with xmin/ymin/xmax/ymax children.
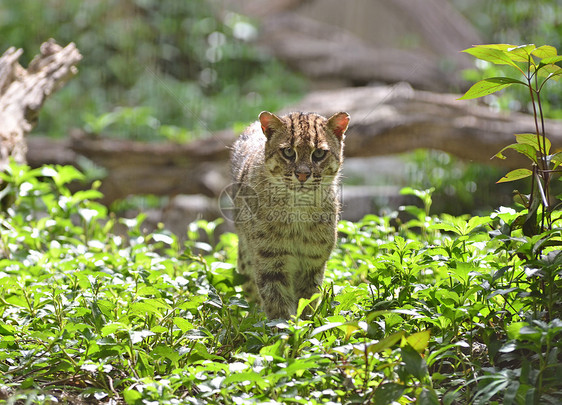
<box><xmin>536</xmin><ymin>55</ymin><xmax>562</xmax><ymax>80</ymax></box>
<box><xmin>281</xmin><ymin>360</ymin><xmax>319</xmax><ymax>377</ymax></box>
<box><xmin>544</xmin><ymin>66</ymin><xmax>562</xmax><ymax>81</ymax></box>
<box><xmin>129</xmin><ymin>299</ymin><xmax>169</xmax><ymax>318</ymax></box>
<box><xmin>123</xmin><ymin>388</ymin><xmax>142</xmax><ymax>405</ymax></box>
<box><xmin>367</xmin><ymin>331</ymin><xmax>405</xmax><ymax>354</ymax></box>
<box><xmin>401</xmin><ymin>345</ymin><xmax>427</xmax><ymax>380</ymax></box>
<box><xmin>496</xmin><ymin>168</ymin><xmax>533</xmax><ymax>183</ymax></box>
<box><xmin>71</xmin><ymin>189</ymin><xmax>104</xmax><ymax>203</ymax></box>
<box><xmin>515</xmin><ymin>133</ymin><xmax>550</xmax><ymax>154</ymax></box>
<box><xmin>458</xmin><ymin>77</ymin><xmax>524</xmax><ymax>100</ymax></box>
<box><xmin>0</xmin><ymin>322</ymin><xmax>16</xmax><ymax>335</ymax></box>
<box><xmin>467</xmin><ymin>215</ymin><xmax>493</xmax><ymax>232</ymax></box>
<box><xmin>532</xmin><ymin>45</ymin><xmax>557</xmax><ymax>59</ymax></box>
<box><xmin>310</xmin><ymin>322</ymin><xmax>344</xmax><ymax>337</ymax></box>
<box><xmin>152</xmin><ymin>345</ymin><xmax>180</xmax><ymax>364</ymax></box>
<box><xmin>507</xmin><ymin>44</ymin><xmax>535</xmax><ymax>62</ymax></box>
<box><xmin>506</xmin><ymin>322</ymin><xmax>530</xmax><ymax>340</ymax></box>
<box><xmin>495</xmin><ymin>143</ymin><xmax>537</xmax><ymax>163</ymax></box>
<box><xmin>343</xmin><ymin>321</ymin><xmax>367</xmax><ymax>340</ymax></box>
<box><xmin>450</xmin><ymin>262</ymin><xmax>475</xmax><ymax>284</ymax></box>
<box><xmin>539</xmin><ymin>55</ymin><xmax>562</xmax><ymax>65</ymax></box>
<box><xmin>475</xmin><ymin>44</ymin><xmax>515</xmax><ymax>51</ymax></box>
<box><xmin>173</xmin><ymin>317</ymin><xmax>194</xmax><ymax>333</ymax></box>
<box><xmin>428</xmin><ymin>222</ymin><xmax>459</xmax><ymax>234</ymax></box>
<box><xmin>150</xmin><ymin>325</ymin><xmax>167</xmax><ymax>334</ymax></box>
<box><xmin>462</xmin><ymin>46</ymin><xmax>522</xmax><ymax>68</ymax></box>
<box><xmin>101</xmin><ymin>322</ymin><xmax>129</xmax><ymax>336</ymax></box>
<box><xmin>296</xmin><ymin>293</ymin><xmax>320</xmax><ymax>317</ymax></box>
<box><xmin>52</xmin><ymin>165</ymin><xmax>85</xmax><ymax>186</ymax></box>
<box><xmin>406</xmin><ymin>329</ymin><xmax>431</xmax><ymax>353</ymax></box>
<box><xmin>373</xmin><ymin>383</ymin><xmax>406</xmax><ymax>404</ymax></box>
<box><xmin>222</xmin><ymin>371</ymin><xmax>268</xmax><ymax>388</ymax></box>
<box><xmin>418</xmin><ymin>387</ymin><xmax>440</xmax><ymax>405</ymax></box>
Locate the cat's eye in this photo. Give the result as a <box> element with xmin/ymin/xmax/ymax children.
<box><xmin>312</xmin><ymin>149</ymin><xmax>328</xmax><ymax>161</ymax></box>
<box><xmin>281</xmin><ymin>147</ymin><xmax>296</xmax><ymax>160</ymax></box>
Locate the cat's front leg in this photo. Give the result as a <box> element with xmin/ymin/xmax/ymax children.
<box><xmin>254</xmin><ymin>255</ymin><xmax>295</xmax><ymax>319</ymax></box>
<box><xmin>294</xmin><ymin>264</ymin><xmax>325</xmax><ymax>317</ymax></box>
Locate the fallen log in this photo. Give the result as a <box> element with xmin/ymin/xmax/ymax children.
<box><xmin>284</xmin><ymin>83</ymin><xmax>562</xmax><ymax>166</ymax></box>
<box><xmin>26</xmin><ymin>84</ymin><xmax>561</xmax><ymax>204</ymax></box>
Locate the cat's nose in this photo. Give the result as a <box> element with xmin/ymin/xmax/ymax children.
<box><xmin>295</xmin><ymin>168</ymin><xmax>311</xmax><ymax>183</ymax></box>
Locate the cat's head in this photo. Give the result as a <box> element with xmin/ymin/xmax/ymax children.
<box><xmin>259</xmin><ymin>111</ymin><xmax>349</xmax><ymax>187</ymax></box>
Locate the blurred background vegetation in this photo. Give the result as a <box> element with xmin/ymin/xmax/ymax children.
<box><xmin>0</xmin><ymin>0</ymin><xmax>560</xmax><ymax>215</ymax></box>
<box><xmin>1</xmin><ymin>0</ymin><xmax>306</xmax><ymax>141</ymax></box>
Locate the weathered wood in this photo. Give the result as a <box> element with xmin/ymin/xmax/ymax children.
<box><xmin>26</xmin><ymin>84</ymin><xmax>561</xmax><ymax>204</ymax></box>
<box><xmin>0</xmin><ymin>40</ymin><xmax>81</xmax><ymax>171</ymax></box>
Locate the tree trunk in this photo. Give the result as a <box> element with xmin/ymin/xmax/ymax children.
<box><xmin>26</xmin><ymin>84</ymin><xmax>561</xmax><ymax>204</ymax></box>
<box><xmin>0</xmin><ymin>40</ymin><xmax>82</xmax><ymax>171</ymax></box>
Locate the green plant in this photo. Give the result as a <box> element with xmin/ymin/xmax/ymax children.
<box><xmin>459</xmin><ymin>44</ymin><xmax>562</xmax><ymax>403</ymax></box>
<box><xmin>1</xmin><ymin>163</ymin><xmax>561</xmax><ymax>403</ymax></box>
<box><xmin>459</xmin><ymin>44</ymin><xmax>562</xmax><ymax>237</ymax></box>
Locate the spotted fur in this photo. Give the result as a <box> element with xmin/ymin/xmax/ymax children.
<box><xmin>230</xmin><ymin>111</ymin><xmax>350</xmax><ymax>319</ymax></box>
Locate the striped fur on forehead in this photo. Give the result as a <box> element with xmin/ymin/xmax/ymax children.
<box><xmin>280</xmin><ymin>112</ymin><xmax>327</xmax><ymax>147</ymax></box>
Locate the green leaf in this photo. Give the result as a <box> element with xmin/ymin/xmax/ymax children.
<box><xmin>223</xmin><ymin>371</ymin><xmax>268</xmax><ymax>389</ymax></box>
<box><xmin>374</xmin><ymin>382</ymin><xmax>406</xmax><ymax>404</ymax></box>
<box><xmin>101</xmin><ymin>322</ymin><xmax>129</xmax><ymax>337</ymax></box>
<box><xmin>129</xmin><ymin>299</ymin><xmax>170</xmax><ymax>318</ymax></box>
<box><xmin>367</xmin><ymin>331</ymin><xmax>405</xmax><ymax>354</ymax></box>
<box><xmin>173</xmin><ymin>317</ymin><xmax>194</xmax><ymax>333</ymax></box>
<box><xmin>450</xmin><ymin>262</ymin><xmax>476</xmax><ymax>284</ymax></box>
<box><xmin>152</xmin><ymin>344</ymin><xmax>180</xmax><ymax>365</ymax></box>
<box><xmin>418</xmin><ymin>387</ymin><xmax>440</xmax><ymax>405</ymax></box>
<box><xmin>462</xmin><ymin>45</ymin><xmax>522</xmax><ymax>68</ymax></box>
<box><xmin>545</xmin><ymin>66</ymin><xmax>562</xmax><ymax>81</ymax></box>
<box><xmin>496</xmin><ymin>169</ymin><xmax>533</xmax><ymax>183</ymax></box>
<box><xmin>0</xmin><ymin>322</ymin><xmax>16</xmax><ymax>335</ymax></box>
<box><xmin>123</xmin><ymin>388</ymin><xmax>142</xmax><ymax>404</ymax></box>
<box><xmin>406</xmin><ymin>329</ymin><xmax>431</xmax><ymax>353</ymax></box>
<box><xmin>495</xmin><ymin>143</ymin><xmax>537</xmax><ymax>163</ymax></box>
<box><xmin>507</xmin><ymin>44</ymin><xmax>536</xmax><ymax>62</ymax></box>
<box><xmin>401</xmin><ymin>345</ymin><xmax>427</xmax><ymax>380</ymax></box>
<box><xmin>532</xmin><ymin>45</ymin><xmax>557</xmax><ymax>59</ymax></box>
<box><xmin>458</xmin><ymin>77</ymin><xmax>524</xmax><ymax>100</ymax></box>
<box><xmin>550</xmin><ymin>152</ymin><xmax>562</xmax><ymax>169</ymax></box>
<box><xmin>539</xmin><ymin>55</ymin><xmax>562</xmax><ymax>65</ymax></box>
<box><xmin>515</xmin><ymin>133</ymin><xmax>551</xmax><ymax>154</ymax></box>
<box><xmin>311</xmin><ymin>322</ymin><xmax>345</xmax><ymax>337</ymax></box>
<box><xmin>540</xmin><ymin>64</ymin><xmax>562</xmax><ymax>81</ymax></box>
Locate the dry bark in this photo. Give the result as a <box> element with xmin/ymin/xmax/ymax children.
<box><xmin>0</xmin><ymin>40</ymin><xmax>82</xmax><ymax>171</ymax></box>
<box><xmin>26</xmin><ymin>84</ymin><xmax>562</xmax><ymax>204</ymax></box>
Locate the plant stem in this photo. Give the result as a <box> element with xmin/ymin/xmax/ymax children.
<box><xmin>534</xmin><ymin>90</ymin><xmax>551</xmax><ymax>228</ymax></box>
<box><xmin>527</xmin><ymin>82</ymin><xmax>545</xmax><ymax>171</ymax></box>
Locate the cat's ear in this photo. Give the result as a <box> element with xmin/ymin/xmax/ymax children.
<box><xmin>327</xmin><ymin>112</ymin><xmax>350</xmax><ymax>140</ymax></box>
<box><xmin>259</xmin><ymin>111</ymin><xmax>283</xmax><ymax>139</ymax></box>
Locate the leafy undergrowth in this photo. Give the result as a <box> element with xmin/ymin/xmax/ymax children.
<box><xmin>1</xmin><ymin>164</ymin><xmax>561</xmax><ymax>405</ymax></box>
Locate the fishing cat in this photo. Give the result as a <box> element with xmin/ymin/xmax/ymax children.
<box><xmin>230</xmin><ymin>111</ymin><xmax>350</xmax><ymax>319</ymax></box>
